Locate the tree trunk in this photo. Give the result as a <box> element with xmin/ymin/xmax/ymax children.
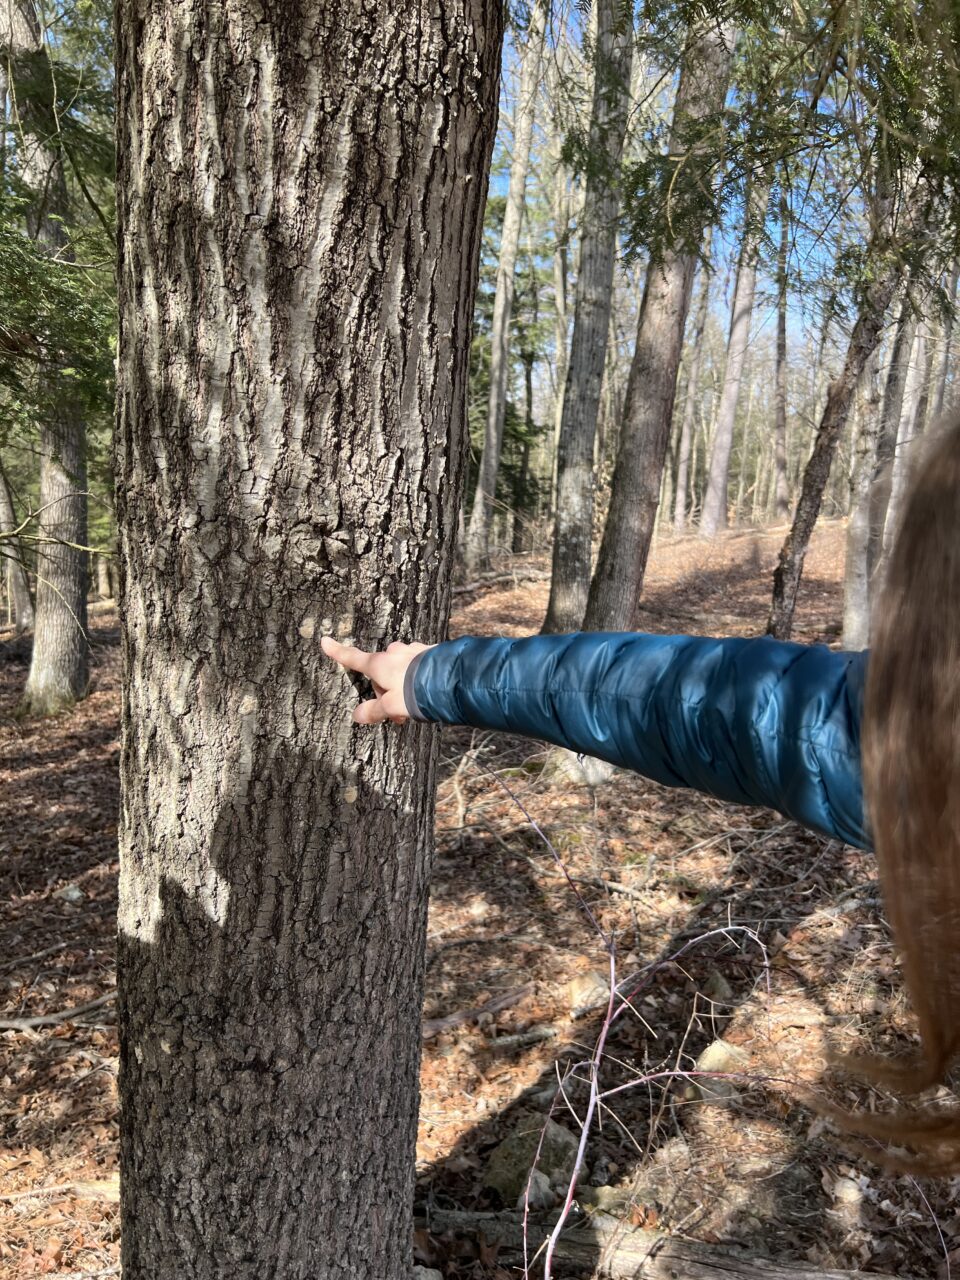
<box><xmin>463</xmin><ymin>0</ymin><xmax>546</xmax><ymax>575</ymax></box>
<box><xmin>842</xmin><ymin>350</ymin><xmax>883</xmax><ymax>648</ymax></box>
<box><xmin>5</xmin><ymin>0</ymin><xmax>89</xmax><ymax>712</ymax></box>
<box><xmin>767</xmin><ymin>268</ymin><xmax>903</xmax><ymax>639</ymax></box>
<box><xmin>114</xmin><ymin>4</ymin><xmax>501</xmax><ymax>1279</ymax></box>
<box><xmin>699</xmin><ymin>175</ymin><xmax>770</xmax><ymax>537</ymax></box>
<box><xmin>866</xmin><ymin>293</ymin><xmax>916</xmax><ymax>587</ymax></box>
<box><xmin>0</xmin><ymin>459</ymin><xmax>34</xmax><ymax>633</ymax></box>
<box><xmin>931</xmin><ymin>259</ymin><xmax>959</xmax><ymax>420</ymax></box>
<box><xmin>584</xmin><ymin>22</ymin><xmax>735</xmax><ymax>631</ymax></box>
<box><xmin>512</xmin><ymin>354</ymin><xmax>535</xmax><ymax>553</ymax></box>
<box><xmin>882</xmin><ymin>318</ymin><xmax>929</xmax><ymax>557</ymax></box>
<box><xmin>540</xmin><ymin>0</ymin><xmax>633</xmax><ymax>632</ymax></box>
<box><xmin>673</xmin><ymin>228</ymin><xmax>713</xmax><ymax>531</ymax></box>
<box><xmin>773</xmin><ymin>185</ymin><xmax>791</xmax><ymax>521</ymax></box>
<box><xmin>96</xmin><ymin>553</ymin><xmax>112</xmax><ymax>600</ymax></box>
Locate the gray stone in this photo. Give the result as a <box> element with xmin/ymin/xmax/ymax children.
<box><xmin>483</xmin><ymin>1110</ymin><xmax>579</xmax><ymax>1202</ymax></box>
<box><xmin>519</xmin><ymin>1167</ymin><xmax>556</xmax><ymax>1210</ymax></box>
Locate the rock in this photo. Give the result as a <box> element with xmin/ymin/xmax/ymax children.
<box><xmin>413</xmin><ymin>1269</ymin><xmax>443</xmax><ymax>1280</ymax></box>
<box><xmin>483</xmin><ymin>1111</ymin><xmax>579</xmax><ymax>1203</ymax></box>
<box><xmin>567</xmin><ymin>970</ymin><xmax>610</xmax><ymax>1017</ymax></box>
<box><xmin>56</xmin><ymin>883</ymin><xmax>85</xmax><ymax>904</ymax></box>
<box><xmin>590</xmin><ymin>1153</ymin><xmax>618</xmax><ymax>1185</ymax></box>
<box><xmin>578</xmin><ymin>1184</ymin><xmax>630</xmax><ymax>1212</ymax></box>
<box><xmin>701</xmin><ymin>970</ymin><xmax>734</xmax><ymax>1003</ymax></box>
<box><xmin>519</xmin><ymin>1167</ymin><xmax>556</xmax><ymax>1210</ymax></box>
<box><xmin>688</xmin><ymin>1039</ymin><xmax>750</xmax><ymax>1104</ymax></box>
<box><xmin>542</xmin><ymin>747</ymin><xmax>617</xmax><ymax>787</ymax></box>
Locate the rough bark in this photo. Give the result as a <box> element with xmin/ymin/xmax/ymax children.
<box><xmin>0</xmin><ymin>458</ymin><xmax>33</xmax><ymax>632</ymax></box>
<box><xmin>584</xmin><ymin>22</ymin><xmax>735</xmax><ymax>631</ymax></box>
<box><xmin>773</xmin><ymin>186</ymin><xmax>791</xmax><ymax>521</ymax></box>
<box><xmin>540</xmin><ymin>0</ymin><xmax>633</xmax><ymax>632</ymax></box>
<box><xmin>699</xmin><ymin>175</ymin><xmax>770</xmax><ymax>537</ymax></box>
<box><xmin>5</xmin><ymin>0</ymin><xmax>89</xmax><ymax>713</ymax></box>
<box><xmin>673</xmin><ymin>229</ymin><xmax>713</xmax><ymax>531</ymax></box>
<box><xmin>843</xmin><ymin>351</ymin><xmax>883</xmax><ymax>649</ymax></box>
<box><xmin>463</xmin><ymin>0</ymin><xmax>546</xmax><ymax>574</ymax></box>
<box><xmin>114</xmin><ymin>4</ymin><xmax>501</xmax><ymax>1278</ymax></box>
<box><xmin>767</xmin><ymin>269</ymin><xmax>903</xmax><ymax>639</ymax></box>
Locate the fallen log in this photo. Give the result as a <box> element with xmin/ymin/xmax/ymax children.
<box><xmin>420</xmin><ymin>1208</ymin><xmax>916</xmax><ymax>1280</ymax></box>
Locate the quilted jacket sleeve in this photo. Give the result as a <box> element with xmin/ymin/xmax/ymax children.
<box><xmin>404</xmin><ymin>632</ymin><xmax>870</xmax><ymax>849</ymax></box>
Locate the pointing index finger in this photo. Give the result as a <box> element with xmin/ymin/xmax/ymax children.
<box><xmin>320</xmin><ymin>636</ymin><xmax>373</xmax><ymax>677</ymax></box>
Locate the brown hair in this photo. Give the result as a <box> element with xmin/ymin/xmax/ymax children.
<box><xmin>826</xmin><ymin>411</ymin><xmax>960</xmax><ymax>1173</ymax></box>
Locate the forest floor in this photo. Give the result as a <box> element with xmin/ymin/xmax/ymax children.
<box><xmin>2</xmin><ymin>520</ymin><xmax>958</xmax><ymax>1279</ymax></box>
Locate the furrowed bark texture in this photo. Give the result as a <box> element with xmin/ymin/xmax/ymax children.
<box><xmin>767</xmin><ymin>270</ymin><xmax>900</xmax><ymax>639</ymax></box>
<box><xmin>463</xmin><ymin>0</ymin><xmax>545</xmax><ymax>574</ymax></box>
<box><xmin>541</xmin><ymin>0</ymin><xmax>633</xmax><ymax>633</ymax></box>
<box><xmin>584</xmin><ymin>23</ymin><xmax>734</xmax><ymax>631</ymax></box>
<box><xmin>0</xmin><ymin>459</ymin><xmax>34</xmax><ymax>633</ymax></box>
<box><xmin>882</xmin><ymin>319</ymin><xmax>929</xmax><ymax>558</ymax></box>
<box><xmin>114</xmin><ymin>4</ymin><xmax>501</xmax><ymax>1278</ymax></box>
<box><xmin>699</xmin><ymin>175</ymin><xmax>770</xmax><ymax>537</ymax></box>
<box><xmin>5</xmin><ymin>0</ymin><xmax>89</xmax><ymax>712</ymax></box>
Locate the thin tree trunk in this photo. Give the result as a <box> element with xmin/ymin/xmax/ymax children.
<box><xmin>6</xmin><ymin>0</ymin><xmax>89</xmax><ymax>713</ymax></box>
<box><xmin>541</xmin><ymin>0</ymin><xmax>633</xmax><ymax>632</ymax></box>
<box><xmin>767</xmin><ymin>262</ymin><xmax>906</xmax><ymax>639</ymax></box>
<box><xmin>882</xmin><ymin>318</ymin><xmax>928</xmax><ymax>557</ymax></box>
<box><xmin>114</xmin><ymin>4</ymin><xmax>501</xmax><ymax>1278</ymax></box>
<box><xmin>931</xmin><ymin>259</ymin><xmax>959</xmax><ymax>421</ymax></box>
<box><xmin>843</xmin><ymin>350</ymin><xmax>883</xmax><ymax>648</ymax></box>
<box><xmin>866</xmin><ymin>292</ymin><xmax>917</xmax><ymax>587</ymax></box>
<box><xmin>773</xmin><ymin>185</ymin><xmax>791</xmax><ymax>520</ymax></box>
<box><xmin>512</xmin><ymin>354</ymin><xmax>535</xmax><ymax>553</ymax></box>
<box><xmin>673</xmin><ymin>228</ymin><xmax>713</xmax><ymax>531</ymax></box>
<box><xmin>584</xmin><ymin>22</ymin><xmax>735</xmax><ymax>631</ymax></box>
<box><xmin>464</xmin><ymin>0</ymin><xmax>546</xmax><ymax>575</ymax></box>
<box><xmin>0</xmin><ymin>458</ymin><xmax>33</xmax><ymax>632</ymax></box>
<box><xmin>700</xmin><ymin>175</ymin><xmax>770</xmax><ymax>537</ymax></box>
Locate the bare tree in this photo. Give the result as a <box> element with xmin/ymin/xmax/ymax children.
<box><xmin>113</xmin><ymin>2</ymin><xmax>502</xmax><ymax>1277</ymax></box>
<box><xmin>584</xmin><ymin>21</ymin><xmax>735</xmax><ymax>631</ymax></box>
<box><xmin>463</xmin><ymin>0</ymin><xmax>546</xmax><ymax>575</ymax></box>
<box><xmin>700</xmin><ymin>174</ymin><xmax>771</xmax><ymax>537</ymax></box>
<box><xmin>773</xmin><ymin>184</ymin><xmax>791</xmax><ymax>521</ymax></box>
<box><xmin>541</xmin><ymin>0</ymin><xmax>633</xmax><ymax>632</ymax></box>
<box><xmin>0</xmin><ymin>457</ymin><xmax>33</xmax><ymax>632</ymax></box>
<box><xmin>673</xmin><ymin>229</ymin><xmax>713</xmax><ymax>531</ymax></box>
<box><xmin>3</xmin><ymin>0</ymin><xmax>89</xmax><ymax>712</ymax></box>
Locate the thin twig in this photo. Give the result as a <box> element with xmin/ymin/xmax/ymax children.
<box><xmin>0</xmin><ymin>989</ymin><xmax>116</xmax><ymax>1031</ymax></box>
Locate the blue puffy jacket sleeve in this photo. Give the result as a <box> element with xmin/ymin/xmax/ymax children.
<box><xmin>404</xmin><ymin>632</ymin><xmax>869</xmax><ymax>850</ymax></box>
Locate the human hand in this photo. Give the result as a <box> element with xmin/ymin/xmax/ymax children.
<box><xmin>320</xmin><ymin>636</ymin><xmax>434</xmax><ymax>724</ymax></box>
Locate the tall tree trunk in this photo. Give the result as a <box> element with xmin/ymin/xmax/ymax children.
<box><xmin>931</xmin><ymin>259</ymin><xmax>959</xmax><ymax>421</ymax></box>
<box><xmin>5</xmin><ymin>0</ymin><xmax>89</xmax><ymax>713</ymax></box>
<box><xmin>541</xmin><ymin>0</ymin><xmax>633</xmax><ymax>632</ymax></box>
<box><xmin>843</xmin><ymin>350</ymin><xmax>883</xmax><ymax>648</ymax></box>
<box><xmin>866</xmin><ymin>292</ymin><xmax>917</xmax><ymax>587</ymax></box>
<box><xmin>512</xmin><ymin>353</ymin><xmax>535</xmax><ymax>553</ymax></box>
<box><xmin>463</xmin><ymin>0</ymin><xmax>546</xmax><ymax>575</ymax></box>
<box><xmin>699</xmin><ymin>175</ymin><xmax>770</xmax><ymax>537</ymax></box>
<box><xmin>882</xmin><ymin>318</ymin><xmax>929</xmax><ymax>557</ymax></box>
<box><xmin>773</xmin><ymin>185</ymin><xmax>791</xmax><ymax>521</ymax></box>
<box><xmin>673</xmin><ymin>228</ymin><xmax>713</xmax><ymax>531</ymax></box>
<box><xmin>767</xmin><ymin>261</ymin><xmax>906</xmax><ymax>639</ymax></box>
<box><xmin>0</xmin><ymin>458</ymin><xmax>33</xmax><ymax>632</ymax></box>
<box><xmin>114</xmin><ymin>4</ymin><xmax>501</xmax><ymax>1279</ymax></box>
<box><xmin>584</xmin><ymin>22</ymin><xmax>735</xmax><ymax>631</ymax></box>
